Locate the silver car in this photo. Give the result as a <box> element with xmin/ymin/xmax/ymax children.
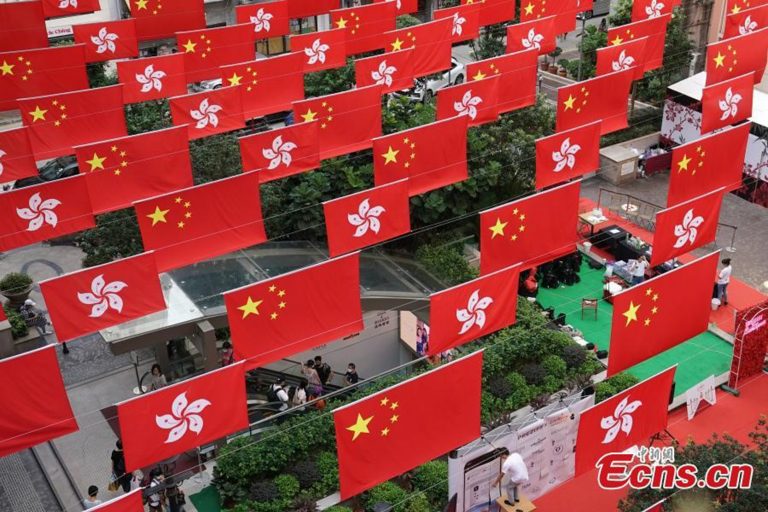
<box><xmin>394</xmin><ymin>57</ymin><xmax>466</xmax><ymax>102</ymax></box>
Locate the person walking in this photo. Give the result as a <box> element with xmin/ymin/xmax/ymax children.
<box><xmin>82</xmin><ymin>485</ymin><xmax>102</xmax><ymax>509</ymax></box>
<box><xmin>717</xmin><ymin>258</ymin><xmax>732</xmax><ymax>305</ymax></box>
<box><xmin>149</xmin><ymin>364</ymin><xmax>167</xmax><ymax>390</ymax></box>
<box><xmin>110</xmin><ymin>440</ymin><xmax>132</xmax><ymax>493</ymax></box>
<box><xmin>492</xmin><ymin>452</ymin><xmax>529</xmax><ymax>505</ymax></box>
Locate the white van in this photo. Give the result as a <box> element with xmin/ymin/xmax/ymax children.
<box><xmin>579</xmin><ymin>0</ymin><xmax>611</xmax><ymax>18</ymax></box>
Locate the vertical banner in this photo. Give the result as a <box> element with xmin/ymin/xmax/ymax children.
<box><xmin>728</xmin><ymin>300</ymin><xmax>768</xmax><ymax>388</ymax></box>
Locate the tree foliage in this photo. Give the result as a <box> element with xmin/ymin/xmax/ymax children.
<box><xmin>77</xmin><ymin>209</ymin><xmax>143</xmax><ymax>267</ymax></box>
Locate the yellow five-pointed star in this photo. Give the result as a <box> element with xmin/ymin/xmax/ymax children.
<box><xmin>86</xmin><ymin>153</ymin><xmax>107</xmax><ymax>171</ymax></box>
<box><xmin>524</xmin><ymin>2</ymin><xmax>535</xmax><ymax>15</ymax></box>
<box><xmin>488</xmin><ymin>218</ymin><xmax>507</xmax><ymax>239</ymax></box>
<box><xmin>301</xmin><ymin>108</ymin><xmax>318</xmax><ymax>122</ymax></box>
<box><xmin>0</xmin><ymin>60</ymin><xmax>14</xmax><ymax>76</ymax></box>
<box><xmin>183</xmin><ymin>40</ymin><xmax>197</xmax><ymax>53</ymax></box>
<box><xmin>29</xmin><ymin>105</ymin><xmax>47</xmax><ymax>122</ymax></box>
<box><xmin>147</xmin><ymin>206</ymin><xmax>169</xmax><ymax>226</ymax></box>
<box><xmin>622</xmin><ymin>301</ymin><xmax>641</xmax><ymax>327</ymax></box>
<box><xmin>391</xmin><ymin>37</ymin><xmax>404</xmax><ymax>51</ymax></box>
<box><xmin>336</xmin><ymin>17</ymin><xmax>348</xmax><ymax>29</ymax></box>
<box><xmin>472</xmin><ymin>70</ymin><xmax>487</xmax><ymax>81</ymax></box>
<box><xmin>238</xmin><ymin>296</ymin><xmax>263</xmax><ymax>319</ymax></box>
<box><xmin>382</xmin><ymin>145</ymin><xmax>399</xmax><ymax>164</ymax></box>
<box><xmin>677</xmin><ymin>153</ymin><xmax>692</xmax><ymax>172</ymax></box>
<box><xmin>731</xmin><ymin>5</ymin><xmax>741</xmax><ymax>13</ymax></box>
<box><xmin>135</xmin><ymin>0</ymin><xmax>148</xmax><ymax>9</ymax></box>
<box><xmin>346</xmin><ymin>413</ymin><xmax>373</xmax><ymax>441</ymax></box>
<box><xmin>611</xmin><ymin>36</ymin><xmax>624</xmax><ymax>46</ymax></box>
<box><xmin>713</xmin><ymin>52</ymin><xmax>725</xmax><ymax>68</ymax></box>
<box><xmin>563</xmin><ymin>94</ymin><xmax>576</xmax><ymax>111</ymax></box>
<box><xmin>228</xmin><ymin>73</ymin><xmax>243</xmax><ymax>86</ymax></box>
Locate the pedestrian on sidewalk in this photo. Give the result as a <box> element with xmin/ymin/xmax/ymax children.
<box><xmin>149</xmin><ymin>364</ymin><xmax>168</xmax><ymax>390</ymax></box>
<box><xmin>110</xmin><ymin>440</ymin><xmax>132</xmax><ymax>492</ymax></box>
<box><xmin>146</xmin><ymin>469</ymin><xmax>166</xmax><ymax>512</ymax></box>
<box><xmin>82</xmin><ymin>485</ymin><xmax>102</xmax><ymax>509</ymax></box>
<box><xmin>717</xmin><ymin>258</ymin><xmax>732</xmax><ymax>305</ymax></box>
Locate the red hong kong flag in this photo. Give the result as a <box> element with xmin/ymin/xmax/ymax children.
<box><xmin>373</xmin><ymin>116</ymin><xmax>468</xmax><ymax>196</ymax></box>
<box><xmin>291</xmin><ymin>29</ymin><xmax>347</xmax><ymax>73</ymax></box>
<box><xmin>0</xmin><ymin>176</ymin><xmax>94</xmax><ymax>252</ymax></box>
<box><xmin>705</xmin><ymin>28</ymin><xmax>768</xmax><ymax>85</ymax></box>
<box><xmin>240</xmin><ymin>122</ymin><xmax>320</xmax><ymax>182</ymax></box>
<box><xmin>480</xmin><ymin>180</ymin><xmax>580</xmax><ymax>274</ymax></box>
<box><xmin>596</xmin><ymin>37</ymin><xmax>648</xmax><ymax>80</ymax></box>
<box><xmin>116</xmin><ymin>54</ymin><xmax>188</xmax><ymax>104</ymax></box>
<box><xmin>631</xmin><ymin>0</ymin><xmax>674</xmax><ymax>21</ymax></box>
<box><xmin>74</xmin><ymin>126</ymin><xmax>193</xmax><ymax>214</ymax></box>
<box><xmin>335</xmin><ymin>352</ymin><xmax>482</xmax><ymax>499</ymax></box>
<box><xmin>355</xmin><ymin>49</ymin><xmax>415</xmax><ymax>94</ymax></box>
<box><xmin>437</xmin><ymin>75</ymin><xmax>500</xmax><ymax>127</ymax></box>
<box><xmin>177</xmin><ymin>24</ymin><xmax>256</xmax><ymax>83</ymax></box>
<box><xmin>73</xmin><ymin>20</ymin><xmax>139</xmax><ymax>63</ymax></box>
<box><xmin>385</xmin><ymin>18</ymin><xmax>453</xmax><ymax>78</ymax></box>
<box><xmin>724</xmin><ymin>4</ymin><xmax>768</xmax><ymax>38</ymax></box>
<box><xmin>221</xmin><ymin>52</ymin><xmax>304</xmax><ymax>120</ymax></box>
<box><xmin>429</xmin><ymin>265</ymin><xmax>520</xmax><ymax>355</ymax></box>
<box><xmin>374</xmin><ymin>0</ymin><xmax>419</xmax><ymax>15</ymax></box>
<box><xmin>323</xmin><ymin>179</ymin><xmax>411</xmax><ymax>257</ymax></box>
<box><xmin>118</xmin><ymin>363</ymin><xmax>249</xmax><ymax>472</ymax></box>
<box><xmin>556</xmin><ymin>69</ymin><xmax>633</xmax><ymax>135</ymax></box>
<box><xmin>466</xmin><ymin>49</ymin><xmax>538</xmax><ymax>114</ymax></box>
<box><xmin>331</xmin><ymin>2</ymin><xmax>397</xmax><ymax>56</ymax></box>
<box><xmin>85</xmin><ymin>490</ymin><xmax>143</xmax><ymax>512</ymax></box>
<box><xmin>224</xmin><ymin>253</ymin><xmax>363</xmax><ymax>368</ymax></box>
<box><xmin>41</xmin><ymin>0</ymin><xmax>100</xmax><ymax>18</ymax></box>
<box><xmin>727</xmin><ymin>0</ymin><xmax>768</xmax><ymax>17</ymax></box>
<box><xmin>651</xmin><ymin>189</ymin><xmax>724</xmax><ymax>265</ymax></box>
<box><xmin>607</xmin><ymin>252</ymin><xmax>719</xmax><ymax>376</ymax></box>
<box><xmin>700</xmin><ymin>72</ymin><xmax>754</xmax><ymax>134</ymax></box>
<box><xmin>506</xmin><ymin>16</ymin><xmax>558</xmax><ymax>55</ymax></box>
<box><xmin>0</xmin><ymin>45</ymin><xmax>89</xmax><ymax>112</ymax></box>
<box><xmin>40</xmin><ymin>252</ymin><xmax>166</xmax><ymax>343</ymax></box>
<box><xmin>0</xmin><ymin>1</ymin><xmax>47</xmax><ymax>52</ymax></box>
<box><xmin>667</xmin><ymin>122</ymin><xmax>750</xmax><ymax>206</ymax></box>
<box><xmin>0</xmin><ymin>346</ymin><xmax>78</xmax><ymax>457</ymax></box>
<box><xmin>434</xmin><ymin>4</ymin><xmax>481</xmax><ymax>44</ymax></box>
<box><xmin>170</xmin><ymin>87</ymin><xmax>246</xmax><ymax>141</ymax></box>
<box><xmin>288</xmin><ymin>0</ymin><xmax>340</xmax><ymax>18</ymax></box>
<box><xmin>461</xmin><ymin>0</ymin><xmax>516</xmax><ymax>26</ymax></box>
<box><xmin>0</xmin><ymin>127</ymin><xmax>38</xmax><ymax>182</ymax></box>
<box><xmin>535</xmin><ymin>121</ymin><xmax>601</xmax><ymax>190</ymax></box>
<box><xmin>236</xmin><ymin>0</ymin><xmax>290</xmax><ymax>39</ymax></box>
<box><xmin>293</xmin><ymin>85</ymin><xmax>382</xmax><ymax>159</ymax></box>
<box><xmin>607</xmin><ymin>15</ymin><xmax>670</xmax><ymax>72</ymax></box>
<box><xmin>130</xmin><ymin>0</ymin><xmax>205</xmax><ymax>42</ymax></box>
<box><xmin>134</xmin><ymin>172</ymin><xmax>266</xmax><ymax>272</ymax></box>
<box><xmin>575</xmin><ymin>367</ymin><xmax>676</xmax><ymax>475</ymax></box>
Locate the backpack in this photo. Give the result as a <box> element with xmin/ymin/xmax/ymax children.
<box><xmin>266</xmin><ymin>385</ymin><xmax>280</xmax><ymax>403</ymax></box>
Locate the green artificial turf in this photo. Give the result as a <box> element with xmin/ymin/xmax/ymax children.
<box><xmin>189</xmin><ymin>485</ymin><xmax>221</xmax><ymax>512</ymax></box>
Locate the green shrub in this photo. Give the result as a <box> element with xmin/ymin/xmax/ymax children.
<box><xmin>324</xmin><ymin>507</ymin><xmax>352</xmax><ymax>512</ymax></box>
<box><xmin>541</xmin><ymin>355</ymin><xmax>567</xmax><ymax>382</ymax></box>
<box><xmin>311</xmin><ymin>451</ymin><xmax>339</xmax><ymax>496</ymax></box>
<box><xmin>365</xmin><ymin>482</ymin><xmax>409</xmax><ymax>512</ymax></box>
<box><xmin>505</xmin><ymin>372</ymin><xmax>534</xmax><ymax>411</ymax></box>
<box><xmin>412</xmin><ymin>460</ymin><xmax>449</xmax><ymax>509</ymax></box>
<box><xmin>0</xmin><ymin>272</ymin><xmax>32</xmax><ymax>294</ymax></box>
<box><xmin>3</xmin><ymin>305</ymin><xmax>28</xmax><ymax>339</ymax></box>
<box><xmin>595</xmin><ymin>373</ymin><xmax>641</xmax><ymax>403</ymax></box>
<box><xmin>561</xmin><ymin>344</ymin><xmax>587</xmax><ymax>369</ymax></box>
<box><xmin>404</xmin><ymin>492</ymin><xmax>432</xmax><ymax>512</ymax></box>
<box><xmin>414</xmin><ymin>243</ymin><xmax>477</xmax><ymax>286</ymax></box>
<box><xmin>249</xmin><ymin>480</ymin><xmax>280</xmax><ymax>503</ymax></box>
<box><xmin>488</xmin><ymin>375</ymin><xmax>513</xmax><ymax>399</ymax></box>
<box><xmin>520</xmin><ymin>363</ymin><xmax>546</xmax><ymax>386</ymax></box>
<box><xmin>290</xmin><ymin>459</ymin><xmax>321</xmax><ymax>489</ymax></box>
<box><xmin>594</xmin><ymin>381</ymin><xmax>617</xmax><ymax>403</ymax></box>
<box><xmin>274</xmin><ymin>474</ymin><xmax>300</xmax><ymax>500</ymax></box>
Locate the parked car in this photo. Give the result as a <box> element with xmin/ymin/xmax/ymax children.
<box><xmin>393</xmin><ymin>57</ymin><xmax>466</xmax><ymax>103</ymax></box>
<box><xmin>577</xmin><ymin>0</ymin><xmax>611</xmax><ymax>18</ymax></box>
<box><xmin>11</xmin><ymin>155</ymin><xmax>79</xmax><ymax>189</ymax></box>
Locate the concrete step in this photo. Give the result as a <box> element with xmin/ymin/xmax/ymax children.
<box><xmin>32</xmin><ymin>442</ymin><xmax>82</xmax><ymax>512</ymax></box>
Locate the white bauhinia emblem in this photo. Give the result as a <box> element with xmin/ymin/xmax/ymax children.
<box><xmin>451</xmin><ymin>12</ymin><xmax>467</xmax><ymax>36</ymax></box>
<box><xmin>371</xmin><ymin>60</ymin><xmax>397</xmax><ymax>87</ymax></box>
<box><xmin>551</xmin><ymin>137</ymin><xmax>581</xmax><ymax>173</ymax></box>
<box><xmin>135</xmin><ymin>64</ymin><xmax>166</xmax><ymax>94</ymax></box>
<box><xmin>348</xmin><ymin>198</ymin><xmax>385</xmax><ymax>237</ymax></box>
<box><xmin>600</xmin><ymin>396</ymin><xmax>642</xmax><ymax>444</ymax></box>
<box><xmin>644</xmin><ymin>0</ymin><xmax>665</xmax><ymax>18</ymax></box>
<box><xmin>456</xmin><ymin>290</ymin><xmax>493</xmax><ymax>335</ymax></box>
<box><xmin>718</xmin><ymin>87</ymin><xmax>742</xmax><ymax>121</ymax></box>
<box><xmin>155</xmin><ymin>392</ymin><xmax>212</xmax><ymax>444</ymax></box>
<box><xmin>454</xmin><ymin>90</ymin><xmax>482</xmax><ymax>120</ymax></box>
<box><xmin>262</xmin><ymin>135</ymin><xmax>297</xmax><ymax>169</ymax></box>
<box><xmin>0</xmin><ymin>149</ymin><xmax>6</xmax><ymax>176</ymax></box>
<box><xmin>611</xmin><ymin>50</ymin><xmax>636</xmax><ymax>71</ymax></box>
<box><xmin>190</xmin><ymin>98</ymin><xmax>222</xmax><ymax>129</ymax></box>
<box><xmin>673</xmin><ymin>208</ymin><xmax>704</xmax><ymax>248</ymax></box>
<box><xmin>522</xmin><ymin>29</ymin><xmax>544</xmax><ymax>50</ymax></box>
<box><xmin>250</xmin><ymin>8</ymin><xmax>273</xmax><ymax>33</ymax></box>
<box><xmin>740</xmin><ymin>15</ymin><xmax>758</xmax><ymax>35</ymax></box>
<box><xmin>77</xmin><ymin>274</ymin><xmax>128</xmax><ymax>318</ymax></box>
<box><xmin>17</xmin><ymin>193</ymin><xmax>60</xmax><ymax>232</ymax></box>
<box><xmin>58</xmin><ymin>0</ymin><xmax>78</xmax><ymax>8</ymax></box>
<box><xmin>304</xmin><ymin>38</ymin><xmax>330</xmax><ymax>65</ymax></box>
<box><xmin>91</xmin><ymin>27</ymin><xmax>119</xmax><ymax>54</ymax></box>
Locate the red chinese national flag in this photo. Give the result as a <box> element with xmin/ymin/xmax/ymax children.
<box><xmin>74</xmin><ymin>126</ymin><xmax>193</xmax><ymax>214</ymax></box>
<box><xmin>705</xmin><ymin>28</ymin><xmax>768</xmax><ymax>85</ymax></box>
<box><xmin>288</xmin><ymin>0</ymin><xmax>340</xmax><ymax>18</ymax></box>
<box><xmin>535</xmin><ymin>121</ymin><xmax>601</xmax><ymax>190</ymax></box>
<box><xmin>480</xmin><ymin>181</ymin><xmax>580</xmax><ymax>274</ymax></box>
<box><xmin>355</xmin><ymin>49</ymin><xmax>415</xmax><ymax>94</ymax></box>
<box><xmin>130</xmin><ymin>0</ymin><xmax>205</xmax><ymax>42</ymax></box>
<box><xmin>116</xmin><ymin>53</ymin><xmax>187</xmax><ymax>104</ymax></box>
<box><xmin>727</xmin><ymin>0</ymin><xmax>768</xmax><ymax>16</ymax></box>
<box><xmin>18</xmin><ymin>85</ymin><xmax>127</xmax><ymax>160</ymax></box>
<box><xmin>221</xmin><ymin>52</ymin><xmax>304</xmax><ymax>120</ymax></box>
<box><xmin>556</xmin><ymin>69</ymin><xmax>633</xmax><ymax>135</ymax></box>
<box><xmin>86</xmin><ymin>490</ymin><xmax>143</xmax><ymax>512</ymax></box>
<box><xmin>724</xmin><ymin>4</ymin><xmax>768</xmax><ymax>38</ymax></box>
<box><xmin>385</xmin><ymin>18</ymin><xmax>453</xmax><ymax>78</ymax></box>
<box><xmin>170</xmin><ymin>87</ymin><xmax>246</xmax><ymax>141</ymax></box>
<box><xmin>73</xmin><ymin>20</ymin><xmax>139</xmax><ymax>63</ymax></box>
<box><xmin>374</xmin><ymin>0</ymin><xmax>418</xmax><ymax>15</ymax></box>
<box><xmin>0</xmin><ymin>346</ymin><xmax>78</xmax><ymax>457</ymax></box>
<box><xmin>607</xmin><ymin>252</ymin><xmax>719</xmax><ymax>376</ymax></box>
<box><xmin>437</xmin><ymin>75</ymin><xmax>500</xmax><ymax>127</ymax></box>
<box><xmin>236</xmin><ymin>1</ymin><xmax>290</xmax><ymax>39</ymax></box>
<box><xmin>133</xmin><ymin>173</ymin><xmax>266</xmax><ymax>272</ymax></box>
<box><xmin>0</xmin><ymin>1</ymin><xmax>46</xmax><ymax>52</ymax></box>
<box><xmin>462</xmin><ymin>0</ymin><xmax>516</xmax><ymax>26</ymax></box>
<box><xmin>292</xmin><ymin>85</ymin><xmax>382</xmax><ymax>159</ymax></box>
<box><xmin>290</xmin><ymin>29</ymin><xmax>347</xmax><ymax>73</ymax></box>
<box><xmin>373</xmin><ymin>116</ymin><xmax>468</xmax><ymax>196</ymax></box>
<box><xmin>596</xmin><ymin>37</ymin><xmax>648</xmax><ymax>80</ymax></box>
<box><xmin>0</xmin><ymin>127</ymin><xmax>38</xmax><ymax>182</ymax></box>
<box><xmin>467</xmin><ymin>49</ymin><xmax>538</xmax><ymax>114</ymax></box>
<box><xmin>631</xmin><ymin>0</ymin><xmax>674</xmax><ymax>22</ymax></box>
<box><xmin>335</xmin><ymin>352</ymin><xmax>482</xmax><ymax>499</ymax></box>
<box><xmin>118</xmin><ymin>363</ymin><xmax>249</xmax><ymax>472</ymax></box>
<box><xmin>40</xmin><ymin>252</ymin><xmax>166</xmax><ymax>343</ymax></box>
<box><xmin>331</xmin><ymin>2</ymin><xmax>397</xmax><ymax>56</ymax></box>
<box><xmin>177</xmin><ymin>24</ymin><xmax>255</xmax><ymax>83</ymax></box>
<box><xmin>0</xmin><ymin>45</ymin><xmax>89</xmax><ymax>113</ymax></box>
<box><xmin>520</xmin><ymin>0</ymin><xmax>572</xmax><ymax>34</ymax></box>
<box><xmin>224</xmin><ymin>253</ymin><xmax>363</xmax><ymax>368</ymax></box>
<box><xmin>323</xmin><ymin>180</ymin><xmax>411</xmax><ymax>257</ymax></box>
<box><xmin>42</xmin><ymin>0</ymin><xmax>100</xmax><ymax>18</ymax></box>
<box><xmin>651</xmin><ymin>189</ymin><xmax>724</xmax><ymax>265</ymax></box>
<box><xmin>0</xmin><ymin>176</ymin><xmax>94</xmax><ymax>251</ymax></box>
<box><xmin>700</xmin><ymin>72</ymin><xmax>754</xmax><ymax>134</ymax></box>
<box><xmin>434</xmin><ymin>4</ymin><xmax>481</xmax><ymax>44</ymax></box>
<box><xmin>506</xmin><ymin>16</ymin><xmax>558</xmax><ymax>55</ymax></box>
<box><xmin>239</xmin><ymin>121</ymin><xmax>320</xmax><ymax>182</ymax></box>
<box><xmin>575</xmin><ymin>367</ymin><xmax>676</xmax><ymax>475</ymax></box>
<box><xmin>429</xmin><ymin>266</ymin><xmax>520</xmax><ymax>355</ymax></box>
<box><xmin>667</xmin><ymin>122</ymin><xmax>750</xmax><ymax>206</ymax></box>
<box><xmin>607</xmin><ymin>15</ymin><xmax>669</xmax><ymax>72</ymax></box>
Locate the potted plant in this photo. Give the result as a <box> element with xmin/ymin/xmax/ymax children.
<box><xmin>547</xmin><ymin>47</ymin><xmax>563</xmax><ymax>73</ymax></box>
<box><xmin>0</xmin><ymin>272</ymin><xmax>34</xmax><ymax>307</ymax></box>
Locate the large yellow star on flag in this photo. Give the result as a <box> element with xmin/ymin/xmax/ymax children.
<box><xmin>335</xmin><ymin>17</ymin><xmax>348</xmax><ymax>29</ymax></box>
<box><xmin>29</xmin><ymin>105</ymin><xmax>47</xmax><ymax>122</ymax></box>
<box><xmin>346</xmin><ymin>413</ymin><xmax>373</xmax><ymax>441</ymax></box>
<box><xmin>147</xmin><ymin>206</ymin><xmax>169</xmax><ymax>226</ymax></box>
<box><xmin>227</xmin><ymin>72</ymin><xmax>243</xmax><ymax>86</ymax></box>
<box><xmin>301</xmin><ymin>108</ymin><xmax>318</xmax><ymax>122</ymax></box>
<box><xmin>713</xmin><ymin>52</ymin><xmax>725</xmax><ymax>68</ymax></box>
<box><xmin>86</xmin><ymin>153</ymin><xmax>107</xmax><ymax>171</ymax></box>
<box><xmin>0</xmin><ymin>60</ymin><xmax>14</xmax><ymax>76</ymax></box>
<box><xmin>563</xmin><ymin>94</ymin><xmax>576</xmax><ymax>111</ymax></box>
<box><xmin>524</xmin><ymin>2</ymin><xmax>535</xmax><ymax>15</ymax></box>
<box><xmin>135</xmin><ymin>0</ymin><xmax>148</xmax><ymax>9</ymax></box>
<box><xmin>611</xmin><ymin>35</ymin><xmax>624</xmax><ymax>46</ymax></box>
<box><xmin>488</xmin><ymin>218</ymin><xmax>507</xmax><ymax>239</ymax></box>
<box><xmin>622</xmin><ymin>301</ymin><xmax>641</xmax><ymax>327</ymax></box>
<box><xmin>183</xmin><ymin>40</ymin><xmax>197</xmax><ymax>53</ymax></box>
<box><xmin>238</xmin><ymin>296</ymin><xmax>263</xmax><ymax>319</ymax></box>
<box><xmin>472</xmin><ymin>70</ymin><xmax>487</xmax><ymax>81</ymax></box>
<box><xmin>382</xmin><ymin>146</ymin><xmax>399</xmax><ymax>164</ymax></box>
<box><xmin>677</xmin><ymin>153</ymin><xmax>692</xmax><ymax>173</ymax></box>
<box><xmin>391</xmin><ymin>37</ymin><xmax>404</xmax><ymax>51</ymax></box>
<box><xmin>731</xmin><ymin>5</ymin><xmax>741</xmax><ymax>14</ymax></box>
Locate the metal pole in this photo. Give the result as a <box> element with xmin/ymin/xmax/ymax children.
<box><xmin>577</xmin><ymin>16</ymin><xmax>586</xmax><ymax>81</ymax></box>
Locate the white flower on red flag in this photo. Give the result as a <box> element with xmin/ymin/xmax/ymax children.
<box><xmin>17</xmin><ymin>193</ymin><xmax>60</xmax><ymax>231</ymax></box>
<box><xmin>454</xmin><ymin>90</ymin><xmax>482</xmax><ymax>120</ymax></box>
<box><xmin>91</xmin><ymin>27</ymin><xmax>119</xmax><ymax>54</ymax></box>
<box><xmin>611</xmin><ymin>50</ymin><xmax>636</xmax><ymax>71</ymax></box>
<box><xmin>601</xmin><ymin>396</ymin><xmax>642</xmax><ymax>443</ymax></box>
<box><xmin>740</xmin><ymin>15</ymin><xmax>758</xmax><ymax>35</ymax></box>
<box><xmin>155</xmin><ymin>392</ymin><xmax>212</xmax><ymax>444</ymax></box>
<box><xmin>644</xmin><ymin>0</ymin><xmax>665</xmax><ymax>18</ymax></box>
<box><xmin>348</xmin><ymin>198</ymin><xmax>385</xmax><ymax>238</ymax></box>
<box><xmin>58</xmin><ymin>0</ymin><xmax>78</xmax><ymax>9</ymax></box>
<box><xmin>371</xmin><ymin>60</ymin><xmax>397</xmax><ymax>87</ymax></box>
<box><xmin>250</xmin><ymin>8</ymin><xmax>273</xmax><ymax>33</ymax></box>
<box><xmin>77</xmin><ymin>275</ymin><xmax>128</xmax><ymax>318</ymax></box>
<box><xmin>718</xmin><ymin>87</ymin><xmax>742</xmax><ymax>121</ymax></box>
<box><xmin>262</xmin><ymin>135</ymin><xmax>297</xmax><ymax>169</ymax></box>
<box><xmin>456</xmin><ymin>290</ymin><xmax>493</xmax><ymax>335</ymax></box>
<box><xmin>190</xmin><ymin>98</ymin><xmax>222</xmax><ymax>129</ymax></box>
<box><xmin>673</xmin><ymin>208</ymin><xmax>704</xmax><ymax>248</ymax></box>
<box><xmin>304</xmin><ymin>39</ymin><xmax>330</xmax><ymax>65</ymax></box>
<box><xmin>0</xmin><ymin>149</ymin><xmax>6</xmax><ymax>176</ymax></box>
<box><xmin>451</xmin><ymin>12</ymin><xmax>467</xmax><ymax>36</ymax></box>
<box><xmin>551</xmin><ymin>137</ymin><xmax>581</xmax><ymax>173</ymax></box>
<box><xmin>522</xmin><ymin>29</ymin><xmax>544</xmax><ymax>50</ymax></box>
<box><xmin>135</xmin><ymin>64</ymin><xmax>166</xmax><ymax>93</ymax></box>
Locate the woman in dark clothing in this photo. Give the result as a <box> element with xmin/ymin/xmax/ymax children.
<box><xmin>110</xmin><ymin>440</ymin><xmax>131</xmax><ymax>492</ymax></box>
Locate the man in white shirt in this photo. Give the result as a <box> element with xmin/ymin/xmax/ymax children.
<box><xmin>269</xmin><ymin>379</ymin><xmax>290</xmax><ymax>411</ymax></box>
<box><xmin>81</xmin><ymin>485</ymin><xmax>102</xmax><ymax>509</ymax></box>
<box><xmin>492</xmin><ymin>452</ymin><xmax>529</xmax><ymax>505</ymax></box>
<box><xmin>629</xmin><ymin>255</ymin><xmax>649</xmax><ymax>285</ymax></box>
<box><xmin>717</xmin><ymin>258</ymin><xmax>732</xmax><ymax>305</ymax></box>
